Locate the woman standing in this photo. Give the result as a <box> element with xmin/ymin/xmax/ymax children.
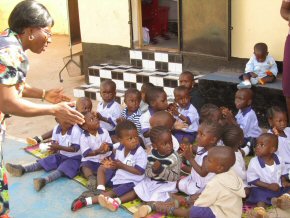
<box><xmin>0</xmin><ymin>1</ymin><xmax>84</xmax><ymax>215</ymax></box>
<box><xmin>281</xmin><ymin>0</ymin><xmax>290</xmax><ymax>121</ymax></box>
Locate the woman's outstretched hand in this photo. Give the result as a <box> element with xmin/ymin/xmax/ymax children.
<box><xmin>53</xmin><ymin>101</ymin><xmax>84</xmax><ymax>125</ymax></box>
<box><xmin>45</xmin><ymin>88</ymin><xmax>71</xmax><ymax>104</ymax></box>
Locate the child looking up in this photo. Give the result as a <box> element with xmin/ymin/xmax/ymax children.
<box><xmin>96</xmin><ymin>80</ymin><xmax>122</xmax><ymax>136</ymax></box>
<box><xmin>140</xmin><ymin>86</ymin><xmax>168</xmax><ymax>147</ymax></box>
<box><xmin>140</xmin><ymin>82</ymin><xmax>155</xmax><ymax>114</ymax></box>
<box><xmin>177</xmin><ymin>121</ymin><xmax>222</xmax><ymax>195</ymax></box>
<box><xmin>237</xmin><ymin>42</ymin><xmax>278</xmax><ymax>89</ymax></box>
<box><xmin>267</xmin><ymin>106</ymin><xmax>290</xmax><ymax>175</ymax></box>
<box><xmin>117</xmin><ymin>88</ymin><xmax>142</xmax><ymax>135</ymax></box>
<box><xmin>169</xmin><ymin>86</ymin><xmax>199</xmax><ymax>144</ymax></box>
<box><xmin>6</xmin><ymin>120</ymin><xmax>83</xmax><ymax>191</ymax></box>
<box><xmin>79</xmin><ymin>112</ymin><xmax>112</xmax><ymax>193</ymax></box>
<box><xmin>235</xmin><ymin>89</ymin><xmax>261</xmax><ymax>155</ymax></box>
<box><xmin>105</xmin><ymin>126</ymin><xmax>181</xmax><ymax>214</ymax></box>
<box><xmin>71</xmin><ymin>120</ymin><xmax>147</xmax><ymax>212</ymax></box>
<box><xmin>135</xmin><ymin>146</ymin><xmax>245</xmax><ymax>218</ymax></box>
<box><xmin>26</xmin><ymin>97</ymin><xmax>92</xmax><ymax>145</ymax></box>
<box><xmin>179</xmin><ymin>71</ymin><xmax>205</xmax><ymax>113</ymax></box>
<box><xmin>246</xmin><ymin>133</ymin><xmax>290</xmax><ymax>216</ymax></box>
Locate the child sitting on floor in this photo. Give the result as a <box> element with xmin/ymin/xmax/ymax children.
<box><xmin>235</xmin><ymin>89</ymin><xmax>262</xmax><ymax>156</ymax></box>
<box><xmin>139</xmin><ymin>82</ymin><xmax>155</xmax><ymax>114</ymax></box>
<box><xmin>177</xmin><ymin>121</ymin><xmax>222</xmax><ymax>196</ymax></box>
<box><xmin>71</xmin><ymin>120</ymin><xmax>147</xmax><ymax>212</ymax></box>
<box><xmin>103</xmin><ymin>126</ymin><xmax>181</xmax><ymax>214</ymax></box>
<box><xmin>221</xmin><ymin>125</ymin><xmax>247</xmax><ymax>186</ymax></box>
<box><xmin>135</xmin><ymin>146</ymin><xmax>245</xmax><ymax>218</ymax></box>
<box><xmin>26</xmin><ymin>97</ymin><xmax>92</xmax><ymax>145</ymax></box>
<box><xmin>96</xmin><ymin>80</ymin><xmax>122</xmax><ymax>138</ymax></box>
<box><xmin>117</xmin><ymin>88</ymin><xmax>142</xmax><ymax>135</ymax></box>
<box><xmin>267</xmin><ymin>106</ymin><xmax>290</xmax><ymax>176</ymax></box>
<box><xmin>169</xmin><ymin>86</ymin><xmax>199</xmax><ymax>144</ymax></box>
<box><xmin>246</xmin><ymin>133</ymin><xmax>290</xmax><ymax>217</ymax></box>
<box><xmin>237</xmin><ymin>42</ymin><xmax>278</xmax><ymax>89</ymax></box>
<box><xmin>179</xmin><ymin>71</ymin><xmax>205</xmax><ymax>113</ymax></box>
<box><xmin>79</xmin><ymin>112</ymin><xmax>112</xmax><ymax>193</ymax></box>
<box><xmin>140</xmin><ymin>86</ymin><xmax>168</xmax><ymax>148</ymax></box>
<box><xmin>6</xmin><ymin>119</ymin><xmax>83</xmax><ymax>191</ymax></box>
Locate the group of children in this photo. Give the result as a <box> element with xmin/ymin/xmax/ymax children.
<box><xmin>4</xmin><ymin>43</ymin><xmax>290</xmax><ymax>218</ymax></box>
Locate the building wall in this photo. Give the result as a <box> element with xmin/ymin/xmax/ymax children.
<box><xmin>232</xmin><ymin>0</ymin><xmax>287</xmax><ymax>61</ymax></box>
<box><xmin>78</xmin><ymin>0</ymin><xmax>131</xmax><ymax>47</ymax></box>
<box><xmin>0</xmin><ymin>0</ymin><xmax>68</xmax><ymax>34</ymax></box>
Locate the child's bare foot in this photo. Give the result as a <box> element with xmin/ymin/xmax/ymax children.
<box><xmin>271</xmin><ymin>193</ymin><xmax>290</xmax><ymax>210</ymax></box>
<box><xmin>134</xmin><ymin>205</ymin><xmax>151</xmax><ymax>218</ymax></box>
<box><xmin>33</xmin><ymin>178</ymin><xmax>46</xmax><ymax>191</ymax></box>
<box><xmin>98</xmin><ymin>194</ymin><xmax>120</xmax><ymax>212</ymax></box>
<box><xmin>246</xmin><ymin>207</ymin><xmax>269</xmax><ymax>218</ymax></box>
<box><xmin>5</xmin><ymin>163</ymin><xmax>25</xmax><ymax>177</ymax></box>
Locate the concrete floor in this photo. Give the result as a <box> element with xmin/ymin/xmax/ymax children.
<box><xmin>2</xmin><ymin>35</ymin><xmax>130</xmax><ymax>218</ymax></box>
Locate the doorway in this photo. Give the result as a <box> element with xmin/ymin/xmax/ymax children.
<box><xmin>131</xmin><ymin>0</ymin><xmax>180</xmax><ymax>52</ymax></box>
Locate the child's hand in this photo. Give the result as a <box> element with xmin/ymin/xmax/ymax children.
<box><xmin>49</xmin><ymin>142</ymin><xmax>60</xmax><ymax>153</ymax></box>
<box><xmin>174</xmin><ymin>120</ymin><xmax>188</xmax><ymax>130</ymax></box>
<box><xmin>110</xmin><ymin>160</ymin><xmax>123</xmax><ymax>170</ymax></box>
<box><xmin>152</xmin><ymin>160</ymin><xmax>161</xmax><ymax>171</ymax></box>
<box><xmin>220</xmin><ymin>107</ymin><xmax>236</xmax><ymax>125</ymax></box>
<box><xmin>102</xmin><ymin>158</ymin><xmax>114</xmax><ymax>169</ymax></box>
<box><xmin>268</xmin><ymin>183</ymin><xmax>280</xmax><ymax>192</ymax></box>
<box><xmin>272</xmin><ymin>127</ymin><xmax>279</xmax><ymax>136</ymax></box>
<box><xmin>99</xmin><ymin>143</ymin><xmax>110</xmax><ymax>154</ymax></box>
<box><xmin>116</xmin><ymin>117</ymin><xmax>126</xmax><ymax>124</ymax></box>
<box><xmin>282</xmin><ymin>180</ymin><xmax>290</xmax><ymax>188</ymax></box>
<box><xmin>96</xmin><ymin>112</ymin><xmax>103</xmax><ymax>120</ymax></box>
<box><xmin>168</xmin><ymin>103</ymin><xmax>179</xmax><ymax>116</ymax></box>
<box><xmin>182</xmin><ymin>145</ymin><xmax>194</xmax><ymax>161</ymax></box>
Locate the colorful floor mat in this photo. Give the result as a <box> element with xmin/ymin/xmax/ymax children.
<box><xmin>24</xmin><ymin>144</ymin><xmax>275</xmax><ymax>218</ymax></box>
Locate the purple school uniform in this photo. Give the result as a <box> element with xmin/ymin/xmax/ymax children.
<box><xmin>38</xmin><ymin>124</ymin><xmax>82</xmax><ymax>179</ymax></box>
<box><xmin>247</xmin><ymin>154</ymin><xmax>290</xmax><ymax>205</ymax></box>
<box><xmin>105</xmin><ymin>144</ymin><xmax>147</xmax><ymax>197</ymax></box>
<box><xmin>80</xmin><ymin>128</ymin><xmax>112</xmax><ymax>172</ymax></box>
<box><xmin>173</xmin><ymin>103</ymin><xmax>199</xmax><ymax>144</ymax></box>
<box><xmin>97</xmin><ymin>100</ymin><xmax>122</xmax><ymax>134</ymax></box>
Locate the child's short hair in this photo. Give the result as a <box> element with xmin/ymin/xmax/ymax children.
<box><xmin>174</xmin><ymin>86</ymin><xmax>189</xmax><ymax>95</ymax></box>
<box><xmin>100</xmin><ymin>79</ymin><xmax>116</xmax><ymax>90</ymax></box>
<box><xmin>222</xmin><ymin>125</ymin><xmax>244</xmax><ymax>149</ymax></box>
<box><xmin>202</xmin><ymin>120</ymin><xmax>223</xmax><ymax>140</ymax></box>
<box><xmin>115</xmin><ymin>120</ymin><xmax>137</xmax><ymax>138</ymax></box>
<box><xmin>254</xmin><ymin>42</ymin><xmax>268</xmax><ymax>53</ymax></box>
<box><xmin>180</xmin><ymin>71</ymin><xmax>194</xmax><ymax>80</ymax></box>
<box><xmin>236</xmin><ymin>89</ymin><xmax>254</xmax><ymax>100</ymax></box>
<box><xmin>141</xmin><ymin>83</ymin><xmax>155</xmax><ymax>94</ymax></box>
<box><xmin>208</xmin><ymin>146</ymin><xmax>236</xmax><ymax>172</ymax></box>
<box><xmin>266</xmin><ymin>105</ymin><xmax>287</xmax><ymax>120</ymax></box>
<box><xmin>145</xmin><ymin>86</ymin><xmax>165</xmax><ymax>105</ymax></box>
<box><xmin>200</xmin><ymin>103</ymin><xmax>220</xmax><ymax>122</ymax></box>
<box><xmin>150</xmin><ymin>111</ymin><xmax>175</xmax><ymax>129</ymax></box>
<box><xmin>150</xmin><ymin>126</ymin><xmax>171</xmax><ymax>144</ymax></box>
<box><xmin>259</xmin><ymin>133</ymin><xmax>278</xmax><ymax>149</ymax></box>
<box><xmin>125</xmin><ymin>88</ymin><xmax>141</xmax><ymax>100</ymax></box>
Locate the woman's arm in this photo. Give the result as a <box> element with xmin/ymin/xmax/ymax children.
<box><xmin>0</xmin><ymin>84</ymin><xmax>84</xmax><ymax>125</ymax></box>
<box><xmin>23</xmin><ymin>84</ymin><xmax>71</xmax><ymax>103</ymax></box>
<box><xmin>281</xmin><ymin>1</ymin><xmax>290</xmax><ymax>22</ymax></box>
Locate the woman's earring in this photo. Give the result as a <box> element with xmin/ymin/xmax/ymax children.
<box><xmin>29</xmin><ymin>35</ymin><xmax>35</xmax><ymax>41</ymax></box>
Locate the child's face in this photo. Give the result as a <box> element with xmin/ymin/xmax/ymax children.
<box><xmin>153</xmin><ymin>132</ymin><xmax>173</xmax><ymax>156</ymax></box>
<box><xmin>83</xmin><ymin>113</ymin><xmax>100</xmax><ymax>132</ymax></box>
<box><xmin>119</xmin><ymin>129</ymin><xmax>139</xmax><ymax>150</ymax></box>
<box><xmin>100</xmin><ymin>84</ymin><xmax>116</xmax><ymax>103</ymax></box>
<box><xmin>125</xmin><ymin>93</ymin><xmax>141</xmax><ymax>112</ymax></box>
<box><xmin>76</xmin><ymin>100</ymin><xmax>92</xmax><ymax>114</ymax></box>
<box><xmin>174</xmin><ymin>90</ymin><xmax>190</xmax><ymax>108</ymax></box>
<box><xmin>255</xmin><ymin>135</ymin><xmax>277</xmax><ymax>157</ymax></box>
<box><xmin>269</xmin><ymin>112</ymin><xmax>287</xmax><ymax>132</ymax></box>
<box><xmin>152</xmin><ymin>92</ymin><xmax>168</xmax><ymax>111</ymax></box>
<box><xmin>254</xmin><ymin>49</ymin><xmax>268</xmax><ymax>63</ymax></box>
<box><xmin>196</xmin><ymin>123</ymin><xmax>217</xmax><ymax>147</ymax></box>
<box><xmin>179</xmin><ymin>74</ymin><xmax>194</xmax><ymax>89</ymax></box>
<box><xmin>235</xmin><ymin>90</ymin><xmax>251</xmax><ymax>110</ymax></box>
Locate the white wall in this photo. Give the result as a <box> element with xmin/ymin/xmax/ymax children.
<box><xmin>78</xmin><ymin>0</ymin><xmax>131</xmax><ymax>47</ymax></box>
<box><xmin>231</xmin><ymin>0</ymin><xmax>288</xmax><ymax>61</ymax></box>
